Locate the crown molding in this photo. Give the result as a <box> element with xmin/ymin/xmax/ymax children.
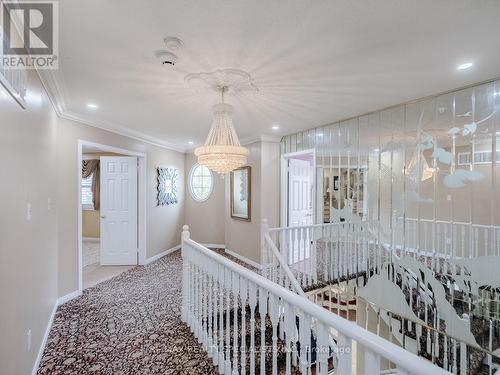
<box><xmin>240</xmin><ymin>134</ymin><xmax>282</xmax><ymax>145</ymax></box>
<box><xmin>61</xmin><ymin>111</ymin><xmax>187</xmax><ymax>153</ymax></box>
<box><xmin>184</xmin><ymin>134</ymin><xmax>282</xmax><ymax>153</ymax></box>
<box><xmin>37</xmin><ymin>69</ymin><xmax>66</xmax><ymax>116</ymax></box>
<box><xmin>35</xmin><ymin>69</ymin><xmax>187</xmax><ymax>153</ymax></box>
<box><xmin>260</xmin><ymin>134</ymin><xmax>283</xmax><ymax>143</ymax></box>
<box><xmin>36</xmin><ymin>67</ymin><xmax>281</xmax><ymax>154</ymax></box>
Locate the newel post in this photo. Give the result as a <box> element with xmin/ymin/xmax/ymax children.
<box><xmin>181</xmin><ymin>224</ymin><xmax>190</xmax><ymax>322</ymax></box>
<box><xmin>182</xmin><ymin>224</ymin><xmax>190</xmax><ymax>242</ymax></box>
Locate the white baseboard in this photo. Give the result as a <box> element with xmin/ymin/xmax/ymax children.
<box><xmin>202</xmin><ymin>243</ymin><xmax>226</xmax><ymax>249</ymax></box>
<box><xmin>56</xmin><ymin>290</ymin><xmax>82</xmax><ymax>306</ymax></box>
<box><xmin>144</xmin><ymin>244</ymin><xmax>181</xmax><ymax>265</ymax></box>
<box><xmin>32</xmin><ymin>301</ymin><xmax>57</xmax><ymax>375</ymax></box>
<box><xmin>82</xmin><ymin>237</ymin><xmax>99</xmax><ymax>243</ymax></box>
<box><xmin>33</xmin><ymin>290</ymin><xmax>83</xmax><ymax>374</ymax></box>
<box><xmin>224</xmin><ymin>248</ymin><xmax>262</xmax><ymax>270</ymax></box>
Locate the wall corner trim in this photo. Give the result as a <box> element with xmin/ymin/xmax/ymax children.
<box><xmin>224</xmin><ymin>248</ymin><xmax>263</xmax><ymax>270</ymax></box>
<box><xmin>143</xmin><ymin>244</ymin><xmax>181</xmax><ymax>265</ymax></box>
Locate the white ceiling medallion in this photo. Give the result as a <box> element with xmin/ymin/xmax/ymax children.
<box><xmin>194</xmin><ymin>85</ymin><xmax>249</xmax><ymax>174</ymax></box>
<box><xmin>185</xmin><ymin>68</ymin><xmax>259</xmax><ymax>97</ymax></box>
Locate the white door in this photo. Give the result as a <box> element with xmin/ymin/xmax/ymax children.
<box><xmin>288</xmin><ymin>158</ymin><xmax>314</xmax><ymax>227</ymax></box>
<box><xmin>100</xmin><ymin>156</ymin><xmax>138</xmax><ymax>265</ymax></box>
<box><xmin>288</xmin><ymin>157</ymin><xmax>314</xmax><ymax>264</ymax></box>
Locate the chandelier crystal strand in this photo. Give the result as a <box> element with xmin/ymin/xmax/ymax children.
<box><xmin>195</xmin><ymin>87</ymin><xmax>249</xmax><ymax>174</ymax></box>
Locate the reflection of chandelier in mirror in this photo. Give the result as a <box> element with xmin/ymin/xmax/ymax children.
<box><xmin>194</xmin><ymin>87</ymin><xmax>249</xmax><ymax>174</ymax></box>
<box><xmin>406</xmin><ymin>152</ymin><xmax>435</xmax><ymax>181</ymax></box>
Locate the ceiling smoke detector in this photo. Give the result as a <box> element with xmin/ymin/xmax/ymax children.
<box><xmin>163</xmin><ymin>36</ymin><xmax>184</xmax><ymax>51</ymax></box>
<box><xmin>155</xmin><ymin>50</ymin><xmax>178</xmax><ymax>66</ymax></box>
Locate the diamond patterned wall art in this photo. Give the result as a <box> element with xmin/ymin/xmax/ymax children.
<box><xmin>157</xmin><ymin>167</ymin><xmax>179</xmax><ymax>206</ymax></box>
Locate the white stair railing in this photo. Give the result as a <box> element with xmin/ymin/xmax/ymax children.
<box><xmin>308</xmin><ymin>285</ymin><xmax>500</xmax><ymax>375</ymax></box>
<box><xmin>265</xmin><ymin>217</ymin><xmax>500</xmax><ymax>288</ymax></box>
<box><xmin>263</xmin><ymin>220</ymin><xmax>385</xmax><ymax>290</ymax></box>
<box><xmin>181</xmin><ymin>225</ymin><xmax>450</xmax><ymax>375</ymax></box>
<box><xmin>262</xmin><ymin>230</ymin><xmax>305</xmax><ymax>296</ymax></box>
<box><xmin>262</xmin><ymin>219</ymin><xmax>500</xmax><ymax>374</ymax></box>
<box><xmin>395</xmin><ymin>217</ymin><xmax>500</xmax><ymax>271</ymax></box>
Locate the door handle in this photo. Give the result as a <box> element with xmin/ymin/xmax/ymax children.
<box><xmin>100</xmin><ymin>215</ymin><xmax>106</xmax><ymax>219</ymax></box>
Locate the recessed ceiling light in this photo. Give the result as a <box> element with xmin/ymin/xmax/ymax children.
<box><xmin>271</xmin><ymin>125</ymin><xmax>280</xmax><ymax>131</ymax></box>
<box><xmin>87</xmin><ymin>103</ymin><xmax>98</xmax><ymax>109</ymax></box>
<box><xmin>188</xmin><ymin>141</ymin><xmax>194</xmax><ymax>145</ymax></box>
<box><xmin>457</xmin><ymin>62</ymin><xmax>473</xmax><ymax>70</ymax></box>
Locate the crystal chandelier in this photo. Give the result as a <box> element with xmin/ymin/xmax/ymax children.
<box><xmin>195</xmin><ymin>87</ymin><xmax>249</xmax><ymax>174</ymax></box>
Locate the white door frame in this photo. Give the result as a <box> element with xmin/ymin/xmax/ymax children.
<box><xmin>281</xmin><ymin>149</ymin><xmax>316</xmax><ymax>227</ymax></box>
<box><xmin>77</xmin><ymin>140</ymin><xmax>147</xmax><ymax>293</ymax></box>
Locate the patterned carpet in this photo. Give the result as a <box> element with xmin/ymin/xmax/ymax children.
<box><xmin>37</xmin><ymin>249</ymin><xmax>232</xmax><ymax>375</ymax></box>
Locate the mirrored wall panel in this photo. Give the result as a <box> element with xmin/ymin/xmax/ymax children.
<box><xmin>276</xmin><ymin>81</ymin><xmax>500</xmax><ymax>370</ymax></box>
<box><xmin>281</xmin><ymin>80</ymin><xmax>500</xmax><ymax>260</ymax></box>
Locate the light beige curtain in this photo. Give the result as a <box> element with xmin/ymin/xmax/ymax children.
<box><xmin>82</xmin><ymin>160</ymin><xmax>100</xmax><ymax>210</ymax></box>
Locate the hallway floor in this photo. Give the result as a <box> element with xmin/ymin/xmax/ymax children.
<box><xmin>83</xmin><ymin>263</ymin><xmax>135</xmax><ymax>289</ymax></box>
<box><xmin>38</xmin><ymin>250</ymin><xmax>219</xmax><ymax>375</ymax></box>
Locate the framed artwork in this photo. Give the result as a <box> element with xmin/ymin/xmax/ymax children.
<box><xmin>230</xmin><ymin>166</ymin><xmax>251</xmax><ymax>221</ymax></box>
<box><xmin>157</xmin><ymin>167</ymin><xmax>179</xmax><ymax>205</ymax></box>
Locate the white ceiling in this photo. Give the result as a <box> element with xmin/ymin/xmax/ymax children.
<box><xmin>54</xmin><ymin>0</ymin><xmax>500</xmax><ymax>152</ymax></box>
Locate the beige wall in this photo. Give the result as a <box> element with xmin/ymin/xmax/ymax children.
<box><xmin>184</xmin><ymin>153</ymin><xmax>225</xmax><ymax>245</ymax></box>
<box><xmin>260</xmin><ymin>141</ymin><xmax>281</xmax><ymax>228</ymax></box>
<box><xmin>0</xmin><ymin>67</ymin><xmax>187</xmax><ymax>373</ymax></box>
<box><xmin>225</xmin><ymin>142</ymin><xmax>262</xmax><ymax>263</ymax></box>
<box><xmin>56</xmin><ymin>118</ymin><xmax>185</xmax><ymax>297</ymax></box>
<box><xmin>184</xmin><ymin>141</ymin><xmax>280</xmax><ymax>264</ymax></box>
<box><xmin>0</xmin><ymin>66</ymin><xmax>275</xmax><ymax>374</ymax></box>
<box><xmin>224</xmin><ymin>141</ymin><xmax>281</xmax><ymax>264</ymax></box>
<box><xmin>0</xmin><ymin>72</ymin><xmax>58</xmax><ymax>375</ymax></box>
<box><xmin>82</xmin><ymin>210</ymin><xmax>100</xmax><ymax>238</ymax></box>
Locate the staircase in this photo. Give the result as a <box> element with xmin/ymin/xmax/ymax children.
<box><xmin>180</xmin><ymin>225</ymin><xmax>450</xmax><ymax>375</ymax></box>
<box><xmin>261</xmin><ymin>220</ymin><xmax>500</xmax><ymax>375</ymax></box>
